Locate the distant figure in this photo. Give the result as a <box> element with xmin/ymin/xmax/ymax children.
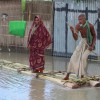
<box><xmin>1</xmin><ymin>13</ymin><xmax>8</xmax><ymax>46</ymax></box>
<box><xmin>27</xmin><ymin>15</ymin><xmax>52</xmax><ymax>73</ymax></box>
<box><xmin>63</xmin><ymin>14</ymin><xmax>96</xmax><ymax>80</ymax></box>
<box><xmin>1</xmin><ymin>13</ymin><xmax>8</xmax><ymax>26</ymax></box>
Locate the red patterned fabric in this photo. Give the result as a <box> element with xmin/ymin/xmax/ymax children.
<box><xmin>28</xmin><ymin>16</ymin><xmax>52</xmax><ymax>72</ymax></box>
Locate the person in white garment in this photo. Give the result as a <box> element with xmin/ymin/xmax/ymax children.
<box><xmin>63</xmin><ymin>14</ymin><xmax>96</xmax><ymax>80</ymax></box>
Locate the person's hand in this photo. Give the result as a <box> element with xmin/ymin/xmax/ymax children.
<box><xmin>70</xmin><ymin>26</ymin><xmax>74</xmax><ymax>31</ymax></box>
<box><xmin>70</xmin><ymin>26</ymin><xmax>77</xmax><ymax>33</ymax></box>
<box><xmin>88</xmin><ymin>46</ymin><xmax>94</xmax><ymax>51</ymax></box>
<box><xmin>27</xmin><ymin>45</ymin><xmax>30</xmax><ymax>48</ymax></box>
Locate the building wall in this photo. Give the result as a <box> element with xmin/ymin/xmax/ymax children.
<box><xmin>0</xmin><ymin>0</ymin><xmax>22</xmax><ymax>48</ymax></box>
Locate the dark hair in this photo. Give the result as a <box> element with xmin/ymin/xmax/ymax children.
<box><xmin>1</xmin><ymin>13</ymin><xmax>8</xmax><ymax>17</ymax></box>
<box><xmin>34</xmin><ymin>16</ymin><xmax>39</xmax><ymax>20</ymax></box>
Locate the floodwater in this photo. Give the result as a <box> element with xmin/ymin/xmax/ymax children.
<box><xmin>0</xmin><ymin>52</ymin><xmax>100</xmax><ymax>100</ymax></box>
<box><xmin>0</xmin><ymin>68</ymin><xmax>100</xmax><ymax>100</ymax></box>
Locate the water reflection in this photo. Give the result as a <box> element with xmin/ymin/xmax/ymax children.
<box><xmin>44</xmin><ymin>81</ymin><xmax>55</xmax><ymax>100</ymax></box>
<box><xmin>29</xmin><ymin>79</ymin><xmax>66</xmax><ymax>100</ymax></box>
<box><xmin>29</xmin><ymin>78</ymin><xmax>45</xmax><ymax>100</ymax></box>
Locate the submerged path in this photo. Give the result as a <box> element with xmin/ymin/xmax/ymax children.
<box><xmin>0</xmin><ymin>59</ymin><xmax>100</xmax><ymax>89</ymax></box>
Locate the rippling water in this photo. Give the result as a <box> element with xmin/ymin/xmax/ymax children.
<box><xmin>0</xmin><ymin>67</ymin><xmax>67</xmax><ymax>100</ymax></box>
<box><xmin>0</xmin><ymin>68</ymin><xmax>32</xmax><ymax>100</ymax></box>
<box><xmin>0</xmin><ymin>67</ymin><xmax>100</xmax><ymax>100</ymax></box>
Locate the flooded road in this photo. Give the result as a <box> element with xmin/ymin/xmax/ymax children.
<box><xmin>0</xmin><ymin>68</ymin><xmax>100</xmax><ymax>100</ymax></box>
<box><xmin>0</xmin><ymin>52</ymin><xmax>100</xmax><ymax>100</ymax></box>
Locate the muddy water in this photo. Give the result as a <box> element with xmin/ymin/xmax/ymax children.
<box><xmin>0</xmin><ymin>68</ymin><xmax>100</xmax><ymax>100</ymax></box>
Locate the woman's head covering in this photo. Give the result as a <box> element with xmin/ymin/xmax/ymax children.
<box><xmin>33</xmin><ymin>15</ymin><xmax>43</xmax><ymax>26</ymax></box>
<box><xmin>28</xmin><ymin>15</ymin><xmax>43</xmax><ymax>45</ymax></box>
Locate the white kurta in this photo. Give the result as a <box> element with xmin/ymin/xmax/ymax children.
<box><xmin>67</xmin><ymin>38</ymin><xmax>91</xmax><ymax>77</ymax></box>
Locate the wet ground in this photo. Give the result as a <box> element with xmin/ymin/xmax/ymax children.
<box><xmin>0</xmin><ymin>52</ymin><xmax>100</xmax><ymax>100</ymax></box>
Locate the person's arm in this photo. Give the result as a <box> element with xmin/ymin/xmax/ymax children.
<box><xmin>70</xmin><ymin>25</ymin><xmax>79</xmax><ymax>40</ymax></box>
<box><xmin>89</xmin><ymin>24</ymin><xmax>96</xmax><ymax>51</ymax></box>
<box><xmin>27</xmin><ymin>23</ymin><xmax>34</xmax><ymax>48</ymax></box>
